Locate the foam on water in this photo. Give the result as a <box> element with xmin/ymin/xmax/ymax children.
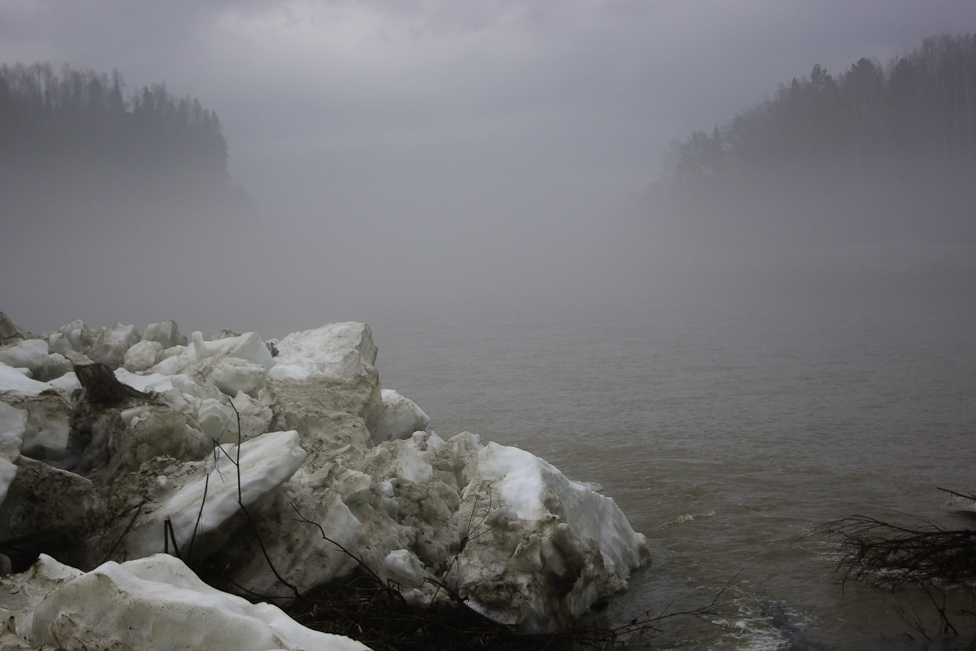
<box><xmin>659</xmin><ymin>510</ymin><xmax>716</xmax><ymax>528</ymax></box>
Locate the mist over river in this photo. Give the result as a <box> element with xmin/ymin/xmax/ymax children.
<box><xmin>375</xmin><ymin>279</ymin><xmax>976</xmax><ymax>649</ymax></box>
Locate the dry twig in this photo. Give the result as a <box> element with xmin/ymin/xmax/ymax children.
<box><xmin>818</xmin><ymin>515</ymin><xmax>976</xmax><ymax>589</ymax></box>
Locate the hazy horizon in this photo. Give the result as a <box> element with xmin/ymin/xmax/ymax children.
<box><xmin>2</xmin><ymin>1</ymin><xmax>975</xmax><ymax>337</ymax></box>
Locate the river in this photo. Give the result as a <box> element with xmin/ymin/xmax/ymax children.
<box><xmin>374</xmin><ymin>279</ymin><xmax>976</xmax><ymax>649</ymax></box>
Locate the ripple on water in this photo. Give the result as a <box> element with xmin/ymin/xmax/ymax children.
<box><xmin>376</xmin><ymin>295</ymin><xmax>976</xmax><ymax>648</ymax></box>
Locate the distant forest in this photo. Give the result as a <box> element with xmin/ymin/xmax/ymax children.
<box><xmin>0</xmin><ymin>63</ymin><xmax>243</xmax><ymax>221</ymax></box>
<box><xmin>654</xmin><ymin>33</ymin><xmax>976</xmax><ymax>258</ymax></box>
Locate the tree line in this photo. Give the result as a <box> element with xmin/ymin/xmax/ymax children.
<box><xmin>0</xmin><ymin>63</ymin><xmax>232</xmax><ymax>202</ymax></box>
<box><xmin>655</xmin><ymin>33</ymin><xmax>976</xmax><ymax>250</ymax></box>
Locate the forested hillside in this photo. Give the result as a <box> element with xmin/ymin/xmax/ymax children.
<box><xmin>0</xmin><ymin>63</ymin><xmax>245</xmax><ymax>222</ymax></box>
<box><xmin>654</xmin><ymin>33</ymin><xmax>976</xmax><ymax>263</ymax></box>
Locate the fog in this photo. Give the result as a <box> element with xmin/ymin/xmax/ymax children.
<box><xmin>2</xmin><ymin>1</ymin><xmax>975</xmax><ymax>338</ymax></box>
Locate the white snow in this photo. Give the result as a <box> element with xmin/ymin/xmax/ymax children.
<box><xmin>0</xmin><ymin>338</ymin><xmax>73</xmax><ymax>381</ymax></box>
<box><xmin>0</xmin><ymin>339</ymin><xmax>50</xmax><ymax>374</ymax></box>
<box><xmin>114</xmin><ymin>368</ymin><xmax>175</xmax><ymax>393</ymax></box>
<box><xmin>476</xmin><ymin>442</ymin><xmax>650</xmax><ymax>574</ymax></box>
<box><xmin>88</xmin><ymin>322</ymin><xmax>141</xmax><ymax>368</ymax></box>
<box><xmin>113</xmin><ymin>367</ymin><xmax>271</xmax><ymax>446</ymax></box>
<box><xmin>124</xmin><ymin>339</ymin><xmax>164</xmax><ymax>372</ymax></box>
<box><xmin>395</xmin><ymin>432</ymin><xmax>435</xmax><ymax>485</ymax></box>
<box><xmin>58</xmin><ymin>320</ymin><xmax>92</xmax><ymax>352</ymax></box>
<box><xmin>112</xmin><ymin>405</ymin><xmax>211</xmax><ymax>471</ymax></box>
<box><xmin>456</xmin><ymin>440</ymin><xmax>652</xmax><ymax>633</ymax></box>
<box><xmin>0</xmin><ymin>402</ymin><xmax>27</xmax><ymax>506</ymax></box>
<box><xmin>46</xmin><ymin>371</ymin><xmax>80</xmax><ymax>394</ymax></box>
<box><xmin>210</xmin><ymin>355</ymin><xmax>269</xmax><ymax>396</ymax></box>
<box><xmin>197</xmin><ymin>331</ymin><xmax>275</xmax><ymax>370</ymax></box>
<box><xmin>371</xmin><ymin>388</ymin><xmax>430</xmax><ymax>442</ymax></box>
<box><xmin>27</xmin><ymin>554</ymin><xmax>369</xmax><ymax>651</ymax></box>
<box><xmin>150</xmin><ymin>331</ymin><xmax>273</xmax><ymax>379</ymax></box>
<box><xmin>0</xmin><ymin>362</ymin><xmax>49</xmax><ymax>395</ymax></box>
<box><xmin>0</xmin><ymin>458</ymin><xmax>17</xmax><ymax>509</ymax></box>
<box><xmin>125</xmin><ymin>430</ymin><xmax>307</xmax><ymax>558</ymax></box>
<box><xmin>142</xmin><ymin>320</ymin><xmax>186</xmax><ymax>348</ymax></box>
<box><xmin>0</xmin><ymin>554</ymin><xmax>84</xmax><ymax>636</ymax></box>
<box><xmin>196</xmin><ymin>397</ymin><xmax>236</xmax><ymax>440</ymax></box>
<box><xmin>384</xmin><ymin>549</ymin><xmax>426</xmax><ymax>589</ymax></box>
<box><xmin>267</xmin><ymin>363</ymin><xmax>310</xmax><ymax>381</ymax></box>
<box><xmin>11</xmin><ymin>392</ymin><xmax>71</xmax><ymax>461</ymax></box>
<box><xmin>273</xmin><ymin>322</ymin><xmax>377</xmax><ymax>379</ymax></box>
<box><xmin>0</xmin><ymin>401</ymin><xmax>27</xmax><ymax>461</ymax></box>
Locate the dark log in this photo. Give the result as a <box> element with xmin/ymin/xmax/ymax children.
<box><xmin>74</xmin><ymin>363</ymin><xmax>151</xmax><ymax>408</ymax></box>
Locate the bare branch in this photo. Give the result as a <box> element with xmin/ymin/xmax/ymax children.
<box><xmin>818</xmin><ymin>515</ymin><xmax>976</xmax><ymax>589</ymax></box>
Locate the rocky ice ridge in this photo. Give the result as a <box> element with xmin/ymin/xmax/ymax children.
<box><xmin>0</xmin><ymin>311</ymin><xmax>651</xmax><ymax>648</ymax></box>
<box><xmin>0</xmin><ymin>553</ymin><xmax>368</xmax><ymax>651</ymax></box>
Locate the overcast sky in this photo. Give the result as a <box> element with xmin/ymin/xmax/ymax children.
<box><xmin>2</xmin><ymin>1</ymin><xmax>975</xmax><ymax>336</ymax></box>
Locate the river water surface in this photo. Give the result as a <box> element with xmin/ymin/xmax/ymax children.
<box><xmin>374</xmin><ymin>282</ymin><xmax>976</xmax><ymax>649</ymax></box>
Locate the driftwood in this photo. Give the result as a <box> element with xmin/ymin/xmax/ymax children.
<box><xmin>63</xmin><ymin>364</ymin><xmax>160</xmax><ymax>476</ymax></box>
<box><xmin>74</xmin><ymin>363</ymin><xmax>152</xmax><ymax>408</ymax></box>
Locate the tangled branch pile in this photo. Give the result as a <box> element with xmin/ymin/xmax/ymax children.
<box><xmin>819</xmin><ymin>515</ymin><xmax>976</xmax><ymax>588</ymax></box>
<box><xmin>282</xmin><ymin>571</ymin><xmax>622</xmax><ymax>651</ymax></box>
<box><xmin>281</xmin><ymin>562</ymin><xmax>733</xmax><ymax>651</ymax></box>
<box><xmin>281</xmin><ymin>569</ymin><xmax>737</xmax><ymax>651</ymax></box>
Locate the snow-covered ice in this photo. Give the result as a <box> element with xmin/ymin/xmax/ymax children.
<box><xmin>372</xmin><ymin>388</ymin><xmax>431</xmax><ymax>443</ymax></box>
<box><xmin>273</xmin><ymin>321</ymin><xmax>378</xmax><ymax>380</ymax></box>
<box><xmin>454</xmin><ymin>439</ymin><xmax>651</xmax><ymax>632</ymax></box>
<box><xmin>0</xmin><ymin>402</ymin><xmax>26</xmax><ymax>506</ymax></box>
<box><xmin>156</xmin><ymin>430</ymin><xmax>304</xmax><ymax>553</ymax></box>
<box><xmin>0</xmin><ymin>362</ymin><xmax>49</xmax><ymax>396</ymax></box>
<box><xmin>12</xmin><ymin>554</ymin><xmax>370</xmax><ymax>651</ymax></box>
<box><xmin>0</xmin><ymin>312</ymin><xmax>651</xmax><ymax>641</ymax></box>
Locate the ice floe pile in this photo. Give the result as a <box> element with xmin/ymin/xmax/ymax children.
<box><xmin>0</xmin><ymin>311</ymin><xmax>650</xmax><ymax>648</ymax></box>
